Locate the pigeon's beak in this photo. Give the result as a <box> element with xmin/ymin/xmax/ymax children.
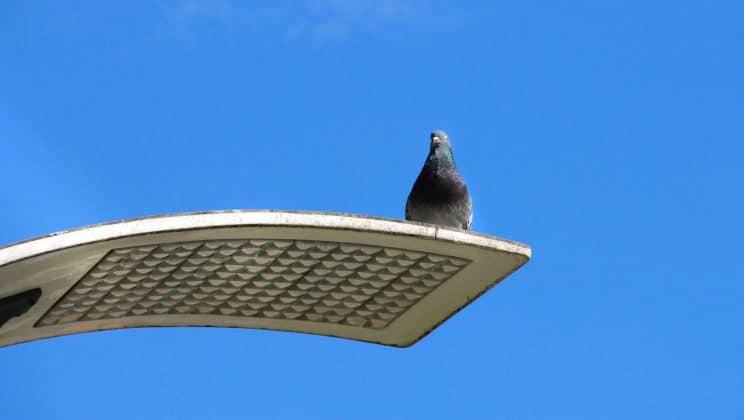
<box><xmin>432</xmin><ymin>136</ymin><xmax>441</xmax><ymax>145</ymax></box>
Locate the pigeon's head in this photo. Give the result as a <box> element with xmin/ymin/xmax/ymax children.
<box><xmin>428</xmin><ymin>130</ymin><xmax>457</xmax><ymax>168</ymax></box>
<box><xmin>430</xmin><ymin>130</ymin><xmax>450</xmax><ymax>150</ymax></box>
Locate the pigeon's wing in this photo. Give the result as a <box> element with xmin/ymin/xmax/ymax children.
<box><xmin>458</xmin><ymin>192</ymin><xmax>473</xmax><ymax>230</ymax></box>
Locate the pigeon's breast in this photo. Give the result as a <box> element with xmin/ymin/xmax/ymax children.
<box><xmin>413</xmin><ymin>171</ymin><xmax>469</xmax><ymax>203</ymax></box>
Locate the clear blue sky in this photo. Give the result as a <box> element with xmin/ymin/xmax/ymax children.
<box><xmin>1</xmin><ymin>1</ymin><xmax>742</xmax><ymax>418</ymax></box>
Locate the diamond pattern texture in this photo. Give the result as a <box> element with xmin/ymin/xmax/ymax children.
<box><xmin>38</xmin><ymin>239</ymin><xmax>470</xmax><ymax>329</ymax></box>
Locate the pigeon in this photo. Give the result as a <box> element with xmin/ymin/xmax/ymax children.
<box><xmin>406</xmin><ymin>130</ymin><xmax>473</xmax><ymax>230</ymax></box>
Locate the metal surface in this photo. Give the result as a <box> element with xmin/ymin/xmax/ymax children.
<box><xmin>0</xmin><ymin>211</ymin><xmax>530</xmax><ymax>347</ymax></box>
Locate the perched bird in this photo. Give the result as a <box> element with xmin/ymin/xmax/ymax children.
<box><xmin>406</xmin><ymin>130</ymin><xmax>472</xmax><ymax>230</ymax></box>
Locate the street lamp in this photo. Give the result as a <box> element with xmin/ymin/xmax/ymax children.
<box><xmin>0</xmin><ymin>211</ymin><xmax>530</xmax><ymax>347</ymax></box>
